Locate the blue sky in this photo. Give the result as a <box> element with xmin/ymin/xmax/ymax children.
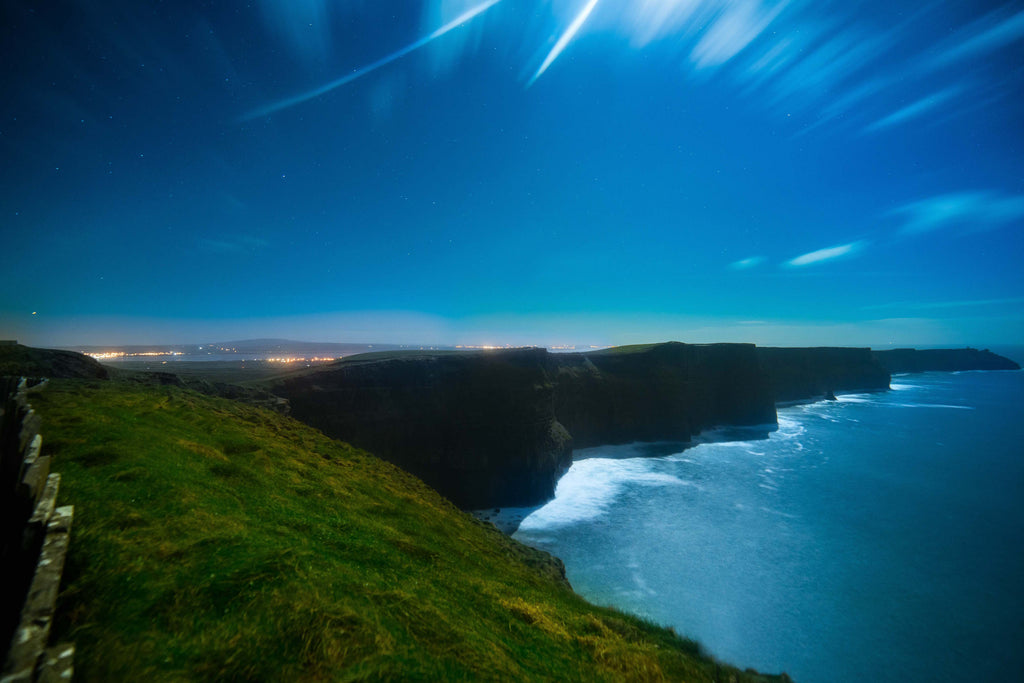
<box><xmin>2</xmin><ymin>0</ymin><xmax>1022</xmax><ymax>347</ymax></box>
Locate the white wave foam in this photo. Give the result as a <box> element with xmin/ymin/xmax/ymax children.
<box><xmin>575</xmin><ymin>442</ymin><xmax>687</xmax><ymax>460</ymax></box>
<box><xmin>692</xmin><ymin>440</ymin><xmax>756</xmax><ymax>449</ymax></box>
<box><xmin>774</xmin><ymin>415</ymin><xmax>807</xmax><ymax>439</ymax></box>
<box><xmin>517</xmin><ymin>457</ymin><xmax>688</xmax><ymax>531</ymax></box>
<box><xmin>890</xmin><ymin>403</ymin><xmax>974</xmax><ymax>410</ymax></box>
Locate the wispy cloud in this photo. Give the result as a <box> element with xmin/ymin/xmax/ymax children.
<box><xmin>623</xmin><ymin>0</ymin><xmax>706</xmax><ymax>48</ymax></box>
<box><xmin>785</xmin><ymin>240</ymin><xmax>866</xmax><ymax>267</ymax></box>
<box><xmin>757</xmin><ymin>27</ymin><xmax>889</xmax><ymax>111</ymax></box>
<box><xmin>864</xmin><ymin>85</ymin><xmax>963</xmax><ymax>133</ymax></box>
<box><xmin>928</xmin><ymin>8</ymin><xmax>1024</xmax><ymax>70</ymax></box>
<box><xmin>891</xmin><ymin>191</ymin><xmax>1024</xmax><ymax>235</ymax></box>
<box><xmin>242</xmin><ymin>0</ymin><xmax>501</xmax><ymax>120</ymax></box>
<box><xmin>529</xmin><ymin>0</ymin><xmax>601</xmax><ymax>85</ymax></box>
<box><xmin>245</xmin><ymin>1</ymin><xmax>1022</xmax><ymax>130</ymax></box>
<box><xmin>730</xmin><ymin>255</ymin><xmax>766</xmax><ymax>270</ymax></box>
<box><xmin>690</xmin><ymin>0</ymin><xmax>790</xmax><ymax>69</ymax></box>
<box><xmin>805</xmin><ymin>6</ymin><xmax>1023</xmax><ymax>133</ymax></box>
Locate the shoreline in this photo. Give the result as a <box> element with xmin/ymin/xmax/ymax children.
<box><xmin>484</xmin><ymin>390</ymin><xmax>881</xmax><ymax>536</ymax></box>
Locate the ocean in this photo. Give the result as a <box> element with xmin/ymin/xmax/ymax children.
<box><xmin>513</xmin><ymin>370</ymin><xmax>1024</xmax><ymax>682</ymax></box>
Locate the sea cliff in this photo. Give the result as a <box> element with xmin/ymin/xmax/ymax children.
<box><xmin>269</xmin><ymin>348</ymin><xmax>573</xmax><ymax>509</ymax></box>
<box><xmin>756</xmin><ymin>347</ymin><xmax>891</xmax><ymax>403</ymax></box>
<box><xmin>269</xmin><ymin>343</ymin><xmax>781</xmax><ymax>507</ymax></box>
<box><xmin>551</xmin><ymin>342</ymin><xmax>778</xmax><ymax>448</ymax></box>
<box><xmin>873</xmin><ymin>347</ymin><xmax>1021</xmax><ymax>373</ymax></box>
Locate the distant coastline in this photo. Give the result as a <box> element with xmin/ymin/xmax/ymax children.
<box><xmin>2</xmin><ymin>341</ymin><xmax>1018</xmax><ymax>512</ymax></box>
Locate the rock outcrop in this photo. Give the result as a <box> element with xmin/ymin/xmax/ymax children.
<box><xmin>269</xmin><ymin>348</ymin><xmax>573</xmax><ymax>509</ymax></box>
<box><xmin>873</xmin><ymin>348</ymin><xmax>1020</xmax><ymax>373</ymax></box>
<box><xmin>550</xmin><ymin>343</ymin><xmax>778</xmax><ymax>448</ymax></box>
<box><xmin>756</xmin><ymin>347</ymin><xmax>891</xmax><ymax>403</ymax></box>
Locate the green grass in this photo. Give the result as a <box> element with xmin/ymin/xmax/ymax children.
<box><xmin>585</xmin><ymin>343</ymin><xmax>670</xmax><ymax>356</ymax></box>
<box><xmin>104</xmin><ymin>360</ymin><xmax>297</xmax><ymax>385</ymax></box>
<box><xmin>33</xmin><ymin>379</ymin><xmax>788</xmax><ymax>682</ymax></box>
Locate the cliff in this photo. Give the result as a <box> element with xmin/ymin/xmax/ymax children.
<box><xmin>756</xmin><ymin>347</ymin><xmax>891</xmax><ymax>403</ymax></box>
<box><xmin>551</xmin><ymin>342</ymin><xmax>778</xmax><ymax>448</ymax></box>
<box><xmin>873</xmin><ymin>348</ymin><xmax>1021</xmax><ymax>373</ymax></box>
<box><xmin>268</xmin><ymin>348</ymin><xmax>572</xmax><ymax>509</ymax></box>
<box><xmin>269</xmin><ymin>343</ymin><xmax>782</xmax><ymax>507</ymax></box>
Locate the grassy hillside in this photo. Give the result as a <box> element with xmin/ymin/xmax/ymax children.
<box><xmin>31</xmin><ymin>379</ymin><xmax>787</xmax><ymax>681</ymax></box>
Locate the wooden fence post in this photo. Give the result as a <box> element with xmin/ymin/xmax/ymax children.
<box><xmin>1</xmin><ymin>378</ymin><xmax>75</xmax><ymax>683</ymax></box>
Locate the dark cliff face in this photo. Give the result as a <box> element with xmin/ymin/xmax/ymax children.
<box><xmin>551</xmin><ymin>343</ymin><xmax>778</xmax><ymax>449</ymax></box>
<box><xmin>270</xmin><ymin>343</ymin><xmax>780</xmax><ymax>509</ymax></box>
<box><xmin>269</xmin><ymin>348</ymin><xmax>572</xmax><ymax>509</ymax></box>
<box><xmin>873</xmin><ymin>348</ymin><xmax>1021</xmax><ymax>373</ymax></box>
<box><xmin>756</xmin><ymin>347</ymin><xmax>891</xmax><ymax>403</ymax></box>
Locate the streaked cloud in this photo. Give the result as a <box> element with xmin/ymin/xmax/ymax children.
<box><xmin>785</xmin><ymin>241</ymin><xmax>866</xmax><ymax>267</ymax></box>
<box><xmin>529</xmin><ymin>0</ymin><xmax>601</xmax><ymax>86</ymax></box>
<box><xmin>928</xmin><ymin>8</ymin><xmax>1024</xmax><ymax>70</ymax></box>
<box><xmin>730</xmin><ymin>256</ymin><xmax>766</xmax><ymax>270</ymax></box>
<box><xmin>247</xmin><ymin>0</ymin><xmax>1022</xmax><ymax>131</ymax></box>
<box><xmin>623</xmin><ymin>0</ymin><xmax>706</xmax><ymax>48</ymax></box>
<box><xmin>864</xmin><ymin>85</ymin><xmax>963</xmax><ymax>133</ymax></box>
<box><xmin>243</xmin><ymin>0</ymin><xmax>501</xmax><ymax>120</ymax></box>
<box><xmin>690</xmin><ymin>0</ymin><xmax>790</xmax><ymax>69</ymax></box>
<box><xmin>891</xmin><ymin>191</ymin><xmax>1024</xmax><ymax>235</ymax></box>
<box><xmin>421</xmin><ymin>0</ymin><xmax>493</xmax><ymax>77</ymax></box>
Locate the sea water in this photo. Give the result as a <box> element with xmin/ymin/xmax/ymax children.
<box><xmin>514</xmin><ymin>370</ymin><xmax>1024</xmax><ymax>682</ymax></box>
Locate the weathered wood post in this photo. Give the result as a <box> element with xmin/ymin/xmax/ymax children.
<box><xmin>1</xmin><ymin>378</ymin><xmax>74</xmax><ymax>683</ymax></box>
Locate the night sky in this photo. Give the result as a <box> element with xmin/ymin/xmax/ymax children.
<box><xmin>2</xmin><ymin>0</ymin><xmax>1023</xmax><ymax>347</ymax></box>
